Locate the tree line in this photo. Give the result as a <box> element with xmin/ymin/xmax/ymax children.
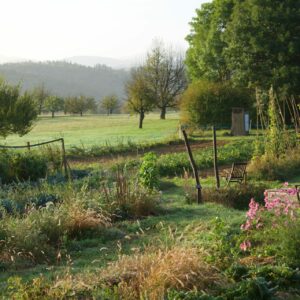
<box><xmin>26</xmin><ymin>84</ymin><xmax>121</xmax><ymax>118</ymax></box>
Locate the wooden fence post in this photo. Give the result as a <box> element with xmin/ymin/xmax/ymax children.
<box><xmin>212</xmin><ymin>126</ymin><xmax>220</xmax><ymax>189</ymax></box>
<box><xmin>181</xmin><ymin>129</ymin><xmax>202</xmax><ymax>204</ymax></box>
<box><xmin>61</xmin><ymin>138</ymin><xmax>69</xmax><ymax>179</ymax></box>
<box><xmin>27</xmin><ymin>142</ymin><xmax>31</xmax><ymax>151</ymax></box>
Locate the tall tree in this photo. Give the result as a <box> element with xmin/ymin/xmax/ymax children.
<box><xmin>125</xmin><ymin>67</ymin><xmax>154</xmax><ymax>129</ymax></box>
<box><xmin>44</xmin><ymin>95</ymin><xmax>65</xmax><ymax>118</ymax></box>
<box><xmin>100</xmin><ymin>95</ymin><xmax>119</xmax><ymax>115</ymax></box>
<box><xmin>145</xmin><ymin>44</ymin><xmax>187</xmax><ymax>119</ymax></box>
<box><xmin>224</xmin><ymin>0</ymin><xmax>300</xmax><ymax>95</ymax></box>
<box><xmin>0</xmin><ymin>79</ymin><xmax>37</xmax><ymax>137</ymax></box>
<box><xmin>186</xmin><ymin>0</ymin><xmax>300</xmax><ymax>96</ymax></box>
<box><xmin>185</xmin><ymin>0</ymin><xmax>234</xmax><ymax>82</ymax></box>
<box><xmin>65</xmin><ymin>96</ymin><xmax>96</xmax><ymax>116</ymax></box>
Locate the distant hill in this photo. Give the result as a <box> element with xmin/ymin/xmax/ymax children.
<box><xmin>64</xmin><ymin>56</ymin><xmax>139</xmax><ymax>69</ymax></box>
<box><xmin>0</xmin><ymin>61</ymin><xmax>130</xmax><ymax>100</ymax></box>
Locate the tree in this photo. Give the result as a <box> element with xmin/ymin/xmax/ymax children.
<box><xmin>30</xmin><ymin>83</ymin><xmax>50</xmax><ymax>114</ymax></box>
<box><xmin>64</xmin><ymin>96</ymin><xmax>96</xmax><ymax>116</ymax></box>
<box><xmin>186</xmin><ymin>0</ymin><xmax>300</xmax><ymax>96</ymax></box>
<box><xmin>224</xmin><ymin>0</ymin><xmax>300</xmax><ymax>95</ymax></box>
<box><xmin>100</xmin><ymin>95</ymin><xmax>119</xmax><ymax>115</ymax></box>
<box><xmin>145</xmin><ymin>44</ymin><xmax>187</xmax><ymax>119</ymax></box>
<box><xmin>44</xmin><ymin>95</ymin><xmax>64</xmax><ymax>118</ymax></box>
<box><xmin>180</xmin><ymin>80</ymin><xmax>253</xmax><ymax>127</ymax></box>
<box><xmin>125</xmin><ymin>67</ymin><xmax>154</xmax><ymax>129</ymax></box>
<box><xmin>0</xmin><ymin>79</ymin><xmax>38</xmax><ymax>137</ymax></box>
<box><xmin>185</xmin><ymin>0</ymin><xmax>234</xmax><ymax>82</ymax></box>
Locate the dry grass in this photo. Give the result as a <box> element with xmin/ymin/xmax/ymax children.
<box><xmin>101</xmin><ymin>171</ymin><xmax>159</xmax><ymax>219</ymax></box>
<box><xmin>64</xmin><ymin>201</ymin><xmax>111</xmax><ymax>237</ymax></box>
<box><xmin>101</xmin><ymin>246</ymin><xmax>226</xmax><ymax>299</ymax></box>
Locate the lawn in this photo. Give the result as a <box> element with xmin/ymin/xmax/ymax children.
<box><xmin>0</xmin><ymin>113</ymin><xmax>180</xmax><ymax>148</ymax></box>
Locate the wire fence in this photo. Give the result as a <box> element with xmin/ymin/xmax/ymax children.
<box><xmin>0</xmin><ymin>138</ymin><xmax>70</xmax><ymax>179</ymax></box>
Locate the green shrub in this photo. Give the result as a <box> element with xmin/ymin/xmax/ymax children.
<box><xmin>248</xmin><ymin>147</ymin><xmax>300</xmax><ymax>180</ymax></box>
<box><xmin>0</xmin><ymin>150</ymin><xmax>48</xmax><ymax>183</ymax></box>
<box><xmin>180</xmin><ymin>80</ymin><xmax>253</xmax><ymax>127</ymax></box>
<box><xmin>138</xmin><ymin>152</ymin><xmax>159</xmax><ymax>190</ymax></box>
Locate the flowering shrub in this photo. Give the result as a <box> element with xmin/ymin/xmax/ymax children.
<box><xmin>239</xmin><ymin>184</ymin><xmax>300</xmax><ymax>260</ymax></box>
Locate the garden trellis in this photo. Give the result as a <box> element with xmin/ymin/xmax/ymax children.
<box><xmin>0</xmin><ymin>138</ymin><xmax>71</xmax><ymax>179</ymax></box>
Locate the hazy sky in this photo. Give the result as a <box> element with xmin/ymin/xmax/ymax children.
<box><xmin>0</xmin><ymin>0</ymin><xmax>208</xmax><ymax>61</ymax></box>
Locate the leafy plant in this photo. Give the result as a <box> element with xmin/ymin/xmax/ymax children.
<box><xmin>138</xmin><ymin>152</ymin><xmax>159</xmax><ymax>190</ymax></box>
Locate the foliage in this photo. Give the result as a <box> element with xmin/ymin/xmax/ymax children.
<box><xmin>186</xmin><ymin>0</ymin><xmax>300</xmax><ymax>95</ymax></box>
<box><xmin>44</xmin><ymin>95</ymin><xmax>64</xmax><ymax>117</ymax></box>
<box><xmin>158</xmin><ymin>140</ymin><xmax>254</xmax><ymax>176</ymax></box>
<box><xmin>224</xmin><ymin>0</ymin><xmax>300</xmax><ymax>94</ymax></box>
<box><xmin>180</xmin><ymin>80</ymin><xmax>253</xmax><ymax>127</ymax></box>
<box><xmin>0</xmin><ymin>79</ymin><xmax>38</xmax><ymax>137</ymax></box>
<box><xmin>138</xmin><ymin>152</ymin><xmax>159</xmax><ymax>190</ymax></box>
<box><xmin>185</xmin><ymin>0</ymin><xmax>234</xmax><ymax>82</ymax></box>
<box><xmin>29</xmin><ymin>83</ymin><xmax>50</xmax><ymax>114</ymax></box>
<box><xmin>0</xmin><ymin>192</ymin><xmax>111</xmax><ymax>265</ymax></box>
<box><xmin>100</xmin><ymin>171</ymin><xmax>159</xmax><ymax>219</ymax></box>
<box><xmin>248</xmin><ymin>146</ymin><xmax>300</xmax><ymax>181</ymax></box>
<box><xmin>125</xmin><ymin>67</ymin><xmax>155</xmax><ymax>128</ymax></box>
<box><xmin>64</xmin><ymin>95</ymin><xmax>96</xmax><ymax>116</ymax></box>
<box><xmin>239</xmin><ymin>186</ymin><xmax>300</xmax><ymax>265</ymax></box>
<box><xmin>100</xmin><ymin>94</ymin><xmax>119</xmax><ymax>115</ymax></box>
<box><xmin>0</xmin><ymin>150</ymin><xmax>48</xmax><ymax>183</ymax></box>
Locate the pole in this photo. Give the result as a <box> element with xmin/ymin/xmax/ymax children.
<box><xmin>212</xmin><ymin>126</ymin><xmax>220</xmax><ymax>189</ymax></box>
<box><xmin>61</xmin><ymin>138</ymin><xmax>68</xmax><ymax>179</ymax></box>
<box><xmin>181</xmin><ymin>129</ymin><xmax>202</xmax><ymax>204</ymax></box>
<box><xmin>27</xmin><ymin>142</ymin><xmax>31</xmax><ymax>151</ymax></box>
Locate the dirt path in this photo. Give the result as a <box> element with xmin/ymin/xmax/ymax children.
<box><xmin>68</xmin><ymin>140</ymin><xmax>228</xmax><ymax>166</ymax></box>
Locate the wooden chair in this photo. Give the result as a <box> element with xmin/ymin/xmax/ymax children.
<box><xmin>222</xmin><ymin>162</ymin><xmax>247</xmax><ymax>186</ymax></box>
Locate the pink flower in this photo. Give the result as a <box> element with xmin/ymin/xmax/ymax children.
<box><xmin>240</xmin><ymin>240</ymin><xmax>251</xmax><ymax>251</ymax></box>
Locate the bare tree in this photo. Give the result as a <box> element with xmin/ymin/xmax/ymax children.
<box><xmin>145</xmin><ymin>43</ymin><xmax>187</xmax><ymax>119</ymax></box>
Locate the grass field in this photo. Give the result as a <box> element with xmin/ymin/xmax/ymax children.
<box><xmin>0</xmin><ymin>113</ymin><xmax>180</xmax><ymax>148</ymax></box>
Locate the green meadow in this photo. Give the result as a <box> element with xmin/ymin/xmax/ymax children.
<box><xmin>0</xmin><ymin>113</ymin><xmax>180</xmax><ymax>148</ymax></box>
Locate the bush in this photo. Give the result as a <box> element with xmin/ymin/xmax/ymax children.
<box><xmin>248</xmin><ymin>147</ymin><xmax>300</xmax><ymax>180</ymax></box>
<box><xmin>239</xmin><ymin>187</ymin><xmax>300</xmax><ymax>265</ymax></box>
<box><xmin>0</xmin><ymin>150</ymin><xmax>48</xmax><ymax>183</ymax></box>
<box><xmin>138</xmin><ymin>152</ymin><xmax>159</xmax><ymax>190</ymax></box>
<box><xmin>180</xmin><ymin>80</ymin><xmax>253</xmax><ymax>128</ymax></box>
<box><xmin>201</xmin><ymin>184</ymin><xmax>267</xmax><ymax>210</ymax></box>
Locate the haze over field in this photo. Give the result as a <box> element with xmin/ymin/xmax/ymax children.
<box><xmin>0</xmin><ymin>0</ymin><xmax>207</xmax><ymax>65</ymax></box>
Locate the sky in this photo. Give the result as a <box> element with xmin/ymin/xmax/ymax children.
<box><xmin>0</xmin><ymin>0</ymin><xmax>208</xmax><ymax>61</ymax></box>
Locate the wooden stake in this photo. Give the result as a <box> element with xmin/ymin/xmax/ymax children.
<box><xmin>27</xmin><ymin>142</ymin><xmax>31</xmax><ymax>151</ymax></box>
<box><xmin>212</xmin><ymin>126</ymin><xmax>220</xmax><ymax>189</ymax></box>
<box><xmin>181</xmin><ymin>129</ymin><xmax>202</xmax><ymax>204</ymax></box>
<box><xmin>61</xmin><ymin>138</ymin><xmax>69</xmax><ymax>179</ymax></box>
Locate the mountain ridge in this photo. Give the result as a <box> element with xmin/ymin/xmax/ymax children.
<box><xmin>0</xmin><ymin>61</ymin><xmax>130</xmax><ymax>100</ymax></box>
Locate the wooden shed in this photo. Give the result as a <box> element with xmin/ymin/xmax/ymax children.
<box><xmin>231</xmin><ymin>108</ymin><xmax>250</xmax><ymax>136</ymax></box>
